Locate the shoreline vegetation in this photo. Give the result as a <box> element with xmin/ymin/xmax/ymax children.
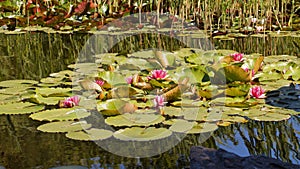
<box><xmin>0</xmin><ymin>0</ymin><xmax>299</xmax><ymax>32</ymax></box>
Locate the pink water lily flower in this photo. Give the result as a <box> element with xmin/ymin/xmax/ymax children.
<box><xmin>243</xmin><ymin>67</ymin><xmax>255</xmax><ymax>77</ymax></box>
<box><xmin>95</xmin><ymin>80</ymin><xmax>105</xmax><ymax>86</ymax></box>
<box><xmin>230</xmin><ymin>53</ymin><xmax>244</xmax><ymax>62</ymax></box>
<box><xmin>250</xmin><ymin>86</ymin><xmax>266</xmax><ymax>99</ymax></box>
<box><xmin>125</xmin><ymin>76</ymin><xmax>133</xmax><ymax>84</ymax></box>
<box><xmin>63</xmin><ymin>95</ymin><xmax>80</xmax><ymax>108</ymax></box>
<box><xmin>153</xmin><ymin>95</ymin><xmax>166</xmax><ymax>108</ymax></box>
<box><xmin>148</xmin><ymin>70</ymin><xmax>167</xmax><ymax>80</ymax></box>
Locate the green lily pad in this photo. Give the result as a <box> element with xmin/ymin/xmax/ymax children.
<box><xmin>49</xmin><ymin>70</ymin><xmax>74</xmax><ymax>78</ymax></box>
<box><xmin>66</xmin><ymin>128</ymin><xmax>113</xmax><ymax>141</ymax></box>
<box><xmin>188</xmin><ymin>122</ymin><xmax>218</xmax><ymax>134</ymax></box>
<box><xmin>110</xmin><ymin>86</ymin><xmax>138</xmax><ymax>98</ymax></box>
<box><xmin>37</xmin><ymin>121</ymin><xmax>92</xmax><ymax>133</ymax></box>
<box><xmin>0</xmin><ymin>79</ymin><xmax>38</xmax><ymax>88</ymax></box>
<box><xmin>97</xmin><ymin>99</ymin><xmax>136</xmax><ymax>115</ymax></box>
<box><xmin>105</xmin><ymin>114</ymin><xmax>164</xmax><ymax>127</ymax></box>
<box><xmin>225</xmin><ymin>87</ymin><xmax>248</xmax><ymax>97</ymax></box>
<box><xmin>163</xmin><ymin>107</ymin><xmax>184</xmax><ymax>117</ymax></box>
<box><xmin>29</xmin><ymin>108</ymin><xmax>91</xmax><ymax>121</ymax></box>
<box><xmin>223</xmin><ymin>65</ymin><xmax>250</xmax><ymax>82</ymax></box>
<box><xmin>249</xmin><ymin>112</ymin><xmax>291</xmax><ymax>121</ymax></box>
<box><xmin>0</xmin><ymin>94</ymin><xmax>20</xmax><ymax>104</ymax></box>
<box><xmin>113</xmin><ymin>127</ymin><xmax>172</xmax><ymax>141</ymax></box>
<box><xmin>169</xmin><ymin>119</ymin><xmax>196</xmax><ymax>133</ymax></box>
<box><xmin>40</xmin><ymin>77</ymin><xmax>64</xmax><ymax>84</ymax></box>
<box><xmin>98</xmin><ymin>71</ymin><xmax>127</xmax><ymax>86</ymax></box>
<box><xmin>221</xmin><ymin>114</ymin><xmax>248</xmax><ymax>123</ymax></box>
<box><xmin>0</xmin><ymin>102</ymin><xmax>44</xmax><ymax>115</ymax></box>
<box><xmin>32</xmin><ymin>94</ymin><xmax>64</xmax><ymax>105</ymax></box>
<box><xmin>36</xmin><ymin>87</ymin><xmax>72</xmax><ymax>97</ymax></box>
<box><xmin>183</xmin><ymin>107</ymin><xmax>208</xmax><ymax>121</ymax></box>
<box><xmin>0</xmin><ymin>86</ymin><xmax>33</xmax><ymax>95</ymax></box>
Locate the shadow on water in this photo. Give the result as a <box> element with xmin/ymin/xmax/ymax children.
<box><xmin>0</xmin><ymin>31</ymin><xmax>299</xmax><ymax>168</ymax></box>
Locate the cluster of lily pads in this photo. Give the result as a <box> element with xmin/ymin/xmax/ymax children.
<box><xmin>0</xmin><ymin>48</ymin><xmax>299</xmax><ymax>142</ymax></box>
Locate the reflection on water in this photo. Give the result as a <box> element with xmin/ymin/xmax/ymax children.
<box><xmin>0</xmin><ymin>114</ymin><xmax>299</xmax><ymax>168</ymax></box>
<box><xmin>0</xmin><ymin>31</ymin><xmax>299</xmax><ymax>168</ymax></box>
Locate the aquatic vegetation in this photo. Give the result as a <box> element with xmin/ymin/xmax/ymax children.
<box><xmin>125</xmin><ymin>76</ymin><xmax>133</xmax><ymax>84</ymax></box>
<box><xmin>95</xmin><ymin>80</ymin><xmax>105</xmax><ymax>86</ymax></box>
<box><xmin>153</xmin><ymin>95</ymin><xmax>166</xmax><ymax>108</ymax></box>
<box><xmin>1</xmin><ymin>48</ymin><xmax>300</xmax><ymax>142</ymax></box>
<box><xmin>148</xmin><ymin>70</ymin><xmax>168</xmax><ymax>80</ymax></box>
<box><xmin>250</xmin><ymin>86</ymin><xmax>266</xmax><ymax>99</ymax></box>
<box><xmin>230</xmin><ymin>53</ymin><xmax>244</xmax><ymax>62</ymax></box>
<box><xmin>62</xmin><ymin>95</ymin><xmax>80</xmax><ymax>108</ymax></box>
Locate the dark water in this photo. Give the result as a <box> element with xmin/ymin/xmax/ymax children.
<box><xmin>0</xmin><ymin>31</ymin><xmax>299</xmax><ymax>169</ymax></box>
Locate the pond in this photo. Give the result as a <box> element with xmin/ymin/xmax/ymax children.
<box><xmin>0</xmin><ymin>30</ymin><xmax>299</xmax><ymax>169</ymax></box>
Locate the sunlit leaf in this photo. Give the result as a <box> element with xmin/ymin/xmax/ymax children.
<box><xmin>37</xmin><ymin>121</ymin><xmax>92</xmax><ymax>133</ymax></box>
<box><xmin>30</xmin><ymin>108</ymin><xmax>90</xmax><ymax>121</ymax></box>
<box><xmin>66</xmin><ymin>128</ymin><xmax>113</xmax><ymax>141</ymax></box>
<box><xmin>0</xmin><ymin>102</ymin><xmax>44</xmax><ymax>115</ymax></box>
<box><xmin>114</xmin><ymin>127</ymin><xmax>172</xmax><ymax>141</ymax></box>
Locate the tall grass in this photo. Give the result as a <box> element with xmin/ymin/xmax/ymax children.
<box><xmin>5</xmin><ymin>0</ymin><xmax>299</xmax><ymax>30</ymax></box>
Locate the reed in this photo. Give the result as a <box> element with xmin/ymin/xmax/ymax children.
<box><xmin>5</xmin><ymin>0</ymin><xmax>296</xmax><ymax>30</ymax></box>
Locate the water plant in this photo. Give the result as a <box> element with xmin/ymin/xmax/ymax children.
<box><xmin>0</xmin><ymin>48</ymin><xmax>299</xmax><ymax>143</ymax></box>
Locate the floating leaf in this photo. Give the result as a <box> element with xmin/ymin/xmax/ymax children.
<box><xmin>105</xmin><ymin>114</ymin><xmax>164</xmax><ymax>127</ymax></box>
<box><xmin>184</xmin><ymin>107</ymin><xmax>208</xmax><ymax>121</ymax></box>
<box><xmin>225</xmin><ymin>87</ymin><xmax>248</xmax><ymax>97</ymax></box>
<box><xmin>163</xmin><ymin>107</ymin><xmax>184</xmax><ymax>117</ymax></box>
<box><xmin>0</xmin><ymin>94</ymin><xmax>20</xmax><ymax>104</ymax></box>
<box><xmin>0</xmin><ymin>102</ymin><xmax>44</xmax><ymax>115</ymax></box>
<box><xmin>30</xmin><ymin>108</ymin><xmax>90</xmax><ymax>121</ymax></box>
<box><xmin>169</xmin><ymin>119</ymin><xmax>196</xmax><ymax>133</ymax></box>
<box><xmin>223</xmin><ymin>65</ymin><xmax>250</xmax><ymax>82</ymax></box>
<box><xmin>37</xmin><ymin>121</ymin><xmax>92</xmax><ymax>133</ymax></box>
<box><xmin>0</xmin><ymin>79</ymin><xmax>38</xmax><ymax>88</ymax></box>
<box><xmin>221</xmin><ymin>114</ymin><xmax>248</xmax><ymax>123</ymax></box>
<box><xmin>114</xmin><ymin>127</ymin><xmax>172</xmax><ymax>141</ymax></box>
<box><xmin>40</xmin><ymin>77</ymin><xmax>64</xmax><ymax>84</ymax></box>
<box><xmin>97</xmin><ymin>99</ymin><xmax>136</xmax><ymax>115</ymax></box>
<box><xmin>98</xmin><ymin>71</ymin><xmax>127</xmax><ymax>86</ymax></box>
<box><xmin>36</xmin><ymin>87</ymin><xmax>72</xmax><ymax>97</ymax></box>
<box><xmin>188</xmin><ymin>122</ymin><xmax>218</xmax><ymax>134</ymax></box>
<box><xmin>66</xmin><ymin>128</ymin><xmax>113</xmax><ymax>141</ymax></box>
<box><xmin>0</xmin><ymin>86</ymin><xmax>33</xmax><ymax>95</ymax></box>
<box><xmin>33</xmin><ymin>94</ymin><xmax>64</xmax><ymax>105</ymax></box>
<box><xmin>250</xmin><ymin>113</ymin><xmax>291</xmax><ymax>121</ymax></box>
<box><xmin>110</xmin><ymin>86</ymin><xmax>138</xmax><ymax>98</ymax></box>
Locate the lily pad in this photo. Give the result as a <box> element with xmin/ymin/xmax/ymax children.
<box><xmin>113</xmin><ymin>127</ymin><xmax>172</xmax><ymax>141</ymax></box>
<box><xmin>29</xmin><ymin>108</ymin><xmax>91</xmax><ymax>121</ymax></box>
<box><xmin>37</xmin><ymin>121</ymin><xmax>92</xmax><ymax>133</ymax></box>
<box><xmin>66</xmin><ymin>128</ymin><xmax>113</xmax><ymax>141</ymax></box>
<box><xmin>0</xmin><ymin>102</ymin><xmax>44</xmax><ymax>115</ymax></box>
<box><xmin>183</xmin><ymin>107</ymin><xmax>208</xmax><ymax>121</ymax></box>
<box><xmin>105</xmin><ymin>114</ymin><xmax>164</xmax><ymax>127</ymax></box>
<box><xmin>0</xmin><ymin>94</ymin><xmax>20</xmax><ymax>104</ymax></box>
<box><xmin>32</xmin><ymin>94</ymin><xmax>64</xmax><ymax>105</ymax></box>
<box><xmin>0</xmin><ymin>79</ymin><xmax>38</xmax><ymax>87</ymax></box>
<box><xmin>97</xmin><ymin>99</ymin><xmax>136</xmax><ymax>115</ymax></box>
<box><xmin>163</xmin><ymin>106</ymin><xmax>184</xmax><ymax>117</ymax></box>
<box><xmin>223</xmin><ymin>65</ymin><xmax>250</xmax><ymax>82</ymax></box>
<box><xmin>36</xmin><ymin>87</ymin><xmax>72</xmax><ymax>97</ymax></box>
<box><xmin>169</xmin><ymin>119</ymin><xmax>196</xmax><ymax>133</ymax></box>
<box><xmin>188</xmin><ymin>122</ymin><xmax>218</xmax><ymax>134</ymax></box>
<box><xmin>98</xmin><ymin>71</ymin><xmax>127</xmax><ymax>86</ymax></box>
<box><xmin>249</xmin><ymin>112</ymin><xmax>291</xmax><ymax>121</ymax></box>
